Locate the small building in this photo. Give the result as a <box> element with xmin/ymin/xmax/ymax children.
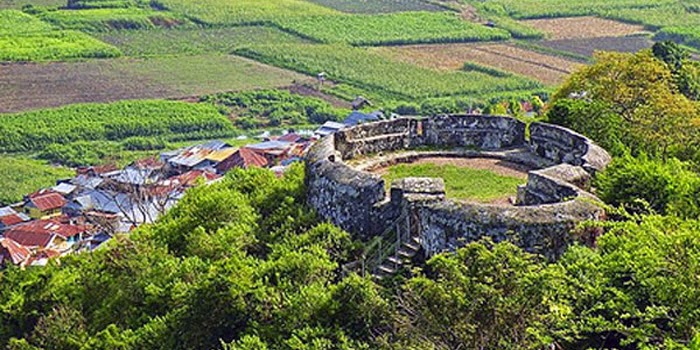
<box><xmin>343</xmin><ymin>111</ymin><xmax>383</xmax><ymax>126</ymax></box>
<box><xmin>314</xmin><ymin>121</ymin><xmax>346</xmax><ymax>138</ymax></box>
<box><xmin>5</xmin><ymin>219</ymin><xmax>89</xmax><ymax>249</ymax></box>
<box><xmin>0</xmin><ymin>238</ymin><xmax>30</xmax><ymax>267</ymax></box>
<box><xmin>24</xmin><ymin>192</ymin><xmax>67</xmax><ymax>219</ymax></box>
<box><xmin>351</xmin><ymin>96</ymin><xmax>372</xmax><ymax>110</ymax></box>
<box><xmin>217</xmin><ymin>148</ymin><xmax>269</xmax><ymax>172</ymax></box>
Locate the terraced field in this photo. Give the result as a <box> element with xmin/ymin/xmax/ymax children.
<box><xmin>235</xmin><ymin>43</ymin><xmax>542</xmax><ymax>99</ymax></box>
<box><xmin>538</xmin><ymin>35</ymin><xmax>655</xmax><ymax>58</ymax></box>
<box><xmin>373</xmin><ymin>43</ymin><xmax>583</xmax><ymax>85</ymax></box>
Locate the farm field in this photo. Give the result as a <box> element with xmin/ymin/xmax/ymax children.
<box><xmin>376</xmin><ymin>159</ymin><xmax>526</xmax><ymax>203</ymax></box>
<box><xmin>522</xmin><ymin>16</ymin><xmax>648</xmax><ymax>40</ymax></box>
<box><xmin>463</xmin><ymin>0</ymin><xmax>675</xmax><ymax>19</ymax></box>
<box><xmin>0</xmin><ymin>99</ymin><xmax>235</xmax><ymax>153</ymax></box>
<box><xmin>99</xmin><ymin>26</ymin><xmax>309</xmax><ymax>57</ymax></box>
<box><xmin>538</xmin><ymin>35</ymin><xmax>655</xmax><ymax>58</ymax></box>
<box><xmin>656</xmin><ymin>26</ymin><xmax>700</xmax><ymax>50</ymax></box>
<box><xmin>0</xmin><ymin>156</ymin><xmax>73</xmax><ymax>205</ymax></box>
<box><xmin>38</xmin><ymin>8</ymin><xmax>188</xmax><ymax>31</ymax></box>
<box><xmin>0</xmin><ymin>54</ymin><xmax>308</xmax><ymax>113</ymax></box>
<box><xmin>276</xmin><ymin>12</ymin><xmax>511</xmax><ymax>46</ymax></box>
<box><xmin>0</xmin><ymin>10</ymin><xmax>121</xmax><ymax>62</ymax></box>
<box><xmin>0</xmin><ymin>0</ymin><xmax>64</xmax><ymax>9</ymax></box>
<box><xmin>373</xmin><ymin>43</ymin><xmax>583</xmax><ymax>85</ymax></box>
<box><xmin>235</xmin><ymin>43</ymin><xmax>542</xmax><ymax>100</ymax></box>
<box><xmin>305</xmin><ymin>0</ymin><xmax>446</xmax><ymax>13</ymax></box>
<box><xmin>154</xmin><ymin>0</ymin><xmax>339</xmax><ymax>25</ymax></box>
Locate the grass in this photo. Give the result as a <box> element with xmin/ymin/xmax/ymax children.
<box><xmin>275</xmin><ymin>11</ymin><xmax>511</xmax><ymax>46</ymax></box>
<box><xmin>656</xmin><ymin>26</ymin><xmax>700</xmax><ymax>50</ymax></box>
<box><xmin>0</xmin><ymin>0</ymin><xmax>64</xmax><ymax>9</ymax></box>
<box><xmin>0</xmin><ymin>9</ymin><xmax>121</xmax><ymax>62</ymax></box>
<box><xmin>381</xmin><ymin>162</ymin><xmax>523</xmax><ymax>202</ymax></box>
<box><xmin>152</xmin><ymin>0</ymin><xmax>338</xmax><ymax>25</ymax></box>
<box><xmin>0</xmin><ymin>156</ymin><xmax>73</xmax><ymax>205</ymax></box>
<box><xmin>467</xmin><ymin>0</ymin><xmax>675</xmax><ymax>19</ymax></box>
<box><xmin>98</xmin><ymin>26</ymin><xmax>308</xmax><ymax>57</ymax></box>
<box><xmin>109</xmin><ymin>54</ymin><xmax>309</xmax><ymax>96</ymax></box>
<box><xmin>235</xmin><ymin>43</ymin><xmax>542</xmax><ymax>100</ymax></box>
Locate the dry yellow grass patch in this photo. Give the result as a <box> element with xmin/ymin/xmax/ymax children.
<box><xmin>372</xmin><ymin>43</ymin><xmax>584</xmax><ymax>86</ymax></box>
<box><xmin>522</xmin><ymin>16</ymin><xmax>648</xmax><ymax>40</ymax></box>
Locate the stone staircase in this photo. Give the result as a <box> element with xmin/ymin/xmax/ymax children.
<box><xmin>374</xmin><ymin>235</ymin><xmax>422</xmax><ymax>279</ymax></box>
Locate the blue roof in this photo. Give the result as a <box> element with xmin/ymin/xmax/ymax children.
<box><xmin>200</xmin><ymin>140</ymin><xmax>231</xmax><ymax>151</ymax></box>
<box><xmin>343</xmin><ymin>111</ymin><xmax>380</xmax><ymax>126</ymax></box>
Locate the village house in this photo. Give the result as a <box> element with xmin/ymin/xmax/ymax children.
<box><xmin>0</xmin><ymin>207</ymin><xmax>30</xmax><ymax>232</ymax></box>
<box><xmin>4</xmin><ymin>218</ymin><xmax>90</xmax><ymax>251</ymax></box>
<box><xmin>23</xmin><ymin>191</ymin><xmax>67</xmax><ymax>219</ymax></box>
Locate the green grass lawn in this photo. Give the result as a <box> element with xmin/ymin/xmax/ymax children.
<box><xmin>0</xmin><ymin>156</ymin><xmax>74</xmax><ymax>205</ymax></box>
<box><xmin>381</xmin><ymin>163</ymin><xmax>524</xmax><ymax>202</ymax></box>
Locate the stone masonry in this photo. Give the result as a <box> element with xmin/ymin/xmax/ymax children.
<box><xmin>305</xmin><ymin>114</ymin><xmax>612</xmax><ymax>259</ymax></box>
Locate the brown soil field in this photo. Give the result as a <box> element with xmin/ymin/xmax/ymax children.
<box><xmin>539</xmin><ymin>35</ymin><xmax>655</xmax><ymax>58</ymax></box>
<box><xmin>523</xmin><ymin>16</ymin><xmax>649</xmax><ymax>40</ymax></box>
<box><xmin>0</xmin><ymin>55</ymin><xmax>308</xmax><ymax>113</ymax></box>
<box><xmin>373</xmin><ymin>43</ymin><xmax>584</xmax><ymax>85</ymax></box>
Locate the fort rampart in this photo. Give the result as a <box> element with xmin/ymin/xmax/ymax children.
<box><xmin>305</xmin><ymin>115</ymin><xmax>611</xmax><ymax>259</ymax></box>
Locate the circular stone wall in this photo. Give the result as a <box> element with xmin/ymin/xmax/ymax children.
<box><xmin>305</xmin><ymin>114</ymin><xmax>611</xmax><ymax>259</ymax></box>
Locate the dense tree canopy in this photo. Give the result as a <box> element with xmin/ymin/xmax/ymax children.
<box><xmin>1</xmin><ymin>164</ymin><xmax>699</xmax><ymax>349</ymax></box>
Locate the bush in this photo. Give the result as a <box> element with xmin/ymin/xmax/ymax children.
<box><xmin>596</xmin><ymin>154</ymin><xmax>700</xmax><ymax>218</ymax></box>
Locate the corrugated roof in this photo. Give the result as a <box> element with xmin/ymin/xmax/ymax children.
<box><xmin>29</xmin><ymin>193</ymin><xmax>66</xmax><ymax>212</ymax></box>
<box><xmin>216</xmin><ymin>148</ymin><xmax>269</xmax><ymax>172</ymax></box>
<box><xmin>5</xmin><ymin>220</ymin><xmax>88</xmax><ymax>248</ymax></box>
<box><xmin>205</xmin><ymin>148</ymin><xmax>237</xmax><ymax>162</ymax></box>
<box><xmin>0</xmin><ymin>214</ymin><xmax>28</xmax><ymax>227</ymax></box>
<box><xmin>0</xmin><ymin>238</ymin><xmax>30</xmax><ymax>265</ymax></box>
<box><xmin>53</xmin><ymin>183</ymin><xmax>77</xmax><ymax>195</ymax></box>
<box><xmin>247</xmin><ymin>140</ymin><xmax>291</xmax><ymax>151</ymax></box>
<box><xmin>0</xmin><ymin>206</ymin><xmax>17</xmax><ymax>217</ymax></box>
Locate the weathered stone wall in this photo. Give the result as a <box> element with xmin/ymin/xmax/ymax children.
<box><xmin>529</xmin><ymin>122</ymin><xmax>611</xmax><ymax>173</ymax></box>
<box><xmin>305</xmin><ymin>114</ymin><xmax>612</xmax><ymax>259</ymax></box>
<box><xmin>306</xmin><ymin>135</ymin><xmax>386</xmax><ymax>238</ymax></box>
<box><xmin>421</xmin><ymin>114</ymin><xmax>526</xmax><ymax>149</ymax></box>
<box><xmin>417</xmin><ymin>199</ymin><xmax>603</xmax><ymax>260</ymax></box>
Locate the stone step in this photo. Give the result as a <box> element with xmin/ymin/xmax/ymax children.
<box><xmin>402</xmin><ymin>241</ymin><xmax>420</xmax><ymax>252</ymax></box>
<box><xmin>378</xmin><ymin>264</ymin><xmax>396</xmax><ymax>275</ymax></box>
<box><xmin>387</xmin><ymin>256</ymin><xmax>402</xmax><ymax>266</ymax></box>
<box><xmin>398</xmin><ymin>248</ymin><xmax>416</xmax><ymax>259</ymax></box>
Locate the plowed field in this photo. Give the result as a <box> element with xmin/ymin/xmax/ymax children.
<box><xmin>373</xmin><ymin>43</ymin><xmax>583</xmax><ymax>86</ymax></box>
<box><xmin>523</xmin><ymin>16</ymin><xmax>648</xmax><ymax>40</ymax></box>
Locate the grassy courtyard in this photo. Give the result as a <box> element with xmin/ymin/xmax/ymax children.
<box><xmin>381</xmin><ymin>162</ymin><xmax>525</xmax><ymax>203</ymax></box>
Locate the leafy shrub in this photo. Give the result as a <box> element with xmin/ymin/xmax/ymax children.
<box><xmin>596</xmin><ymin>154</ymin><xmax>700</xmax><ymax>218</ymax></box>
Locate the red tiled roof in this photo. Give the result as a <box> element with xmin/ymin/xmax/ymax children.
<box><xmin>0</xmin><ymin>214</ymin><xmax>26</xmax><ymax>227</ymax></box>
<box><xmin>0</xmin><ymin>238</ymin><xmax>30</xmax><ymax>265</ymax></box>
<box><xmin>216</xmin><ymin>148</ymin><xmax>269</xmax><ymax>172</ymax></box>
<box><xmin>5</xmin><ymin>219</ymin><xmax>89</xmax><ymax>248</ymax></box>
<box><xmin>29</xmin><ymin>193</ymin><xmax>66</xmax><ymax>212</ymax></box>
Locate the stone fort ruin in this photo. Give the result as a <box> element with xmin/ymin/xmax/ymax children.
<box><xmin>305</xmin><ymin>114</ymin><xmax>611</xmax><ymax>275</ymax></box>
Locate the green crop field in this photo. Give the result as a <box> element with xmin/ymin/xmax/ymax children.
<box><xmin>235</xmin><ymin>44</ymin><xmax>542</xmax><ymax>99</ymax></box>
<box><xmin>153</xmin><ymin>0</ymin><xmax>338</xmax><ymax>25</ymax></box>
<box><xmin>468</xmin><ymin>0</ymin><xmax>676</xmax><ymax>19</ymax></box>
<box><xmin>0</xmin><ymin>156</ymin><xmax>73</xmax><ymax>205</ymax></box>
<box><xmin>656</xmin><ymin>26</ymin><xmax>700</xmax><ymax>49</ymax></box>
<box><xmin>381</xmin><ymin>162</ymin><xmax>524</xmax><ymax>202</ymax></box>
<box><xmin>0</xmin><ymin>0</ymin><xmax>64</xmax><ymax>9</ymax></box>
<box><xmin>0</xmin><ymin>100</ymin><xmax>235</xmax><ymax>153</ymax></box>
<box><xmin>0</xmin><ymin>9</ymin><xmax>121</xmax><ymax>62</ymax></box>
<box><xmin>39</xmin><ymin>8</ymin><xmax>188</xmax><ymax>31</ymax></box>
<box><xmin>602</xmin><ymin>5</ymin><xmax>700</xmax><ymax>28</ymax></box>
<box><xmin>305</xmin><ymin>0</ymin><xmax>446</xmax><ymax>13</ymax></box>
<box><xmin>276</xmin><ymin>12</ymin><xmax>511</xmax><ymax>46</ymax></box>
<box><xmin>99</xmin><ymin>26</ymin><xmax>309</xmax><ymax>57</ymax></box>
<box><xmin>109</xmin><ymin>54</ymin><xmax>309</xmax><ymax>95</ymax></box>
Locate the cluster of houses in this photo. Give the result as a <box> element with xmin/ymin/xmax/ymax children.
<box><xmin>0</xmin><ymin>132</ymin><xmax>324</xmax><ymax>268</ymax></box>
<box><xmin>0</xmin><ymin>107</ymin><xmax>389</xmax><ymax>268</ymax></box>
